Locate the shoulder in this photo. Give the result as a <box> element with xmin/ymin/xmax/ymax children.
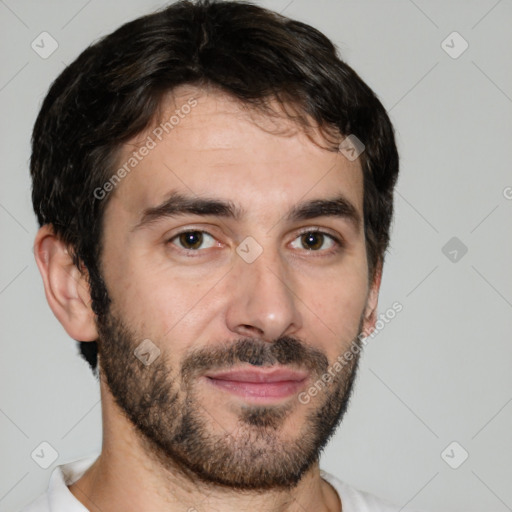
<box><xmin>18</xmin><ymin>453</ymin><xmax>99</xmax><ymax>512</ymax></box>
<box><xmin>320</xmin><ymin>470</ymin><xmax>424</xmax><ymax>512</ymax></box>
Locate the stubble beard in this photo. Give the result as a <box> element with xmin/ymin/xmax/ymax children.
<box><xmin>96</xmin><ymin>308</ymin><xmax>363</xmax><ymax>490</ymax></box>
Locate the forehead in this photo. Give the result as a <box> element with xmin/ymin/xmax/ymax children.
<box><xmin>106</xmin><ymin>86</ymin><xmax>364</xmax><ymax>223</ymax></box>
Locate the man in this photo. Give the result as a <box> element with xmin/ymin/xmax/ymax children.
<box><xmin>23</xmin><ymin>0</ymin><xmax>408</xmax><ymax>510</ymax></box>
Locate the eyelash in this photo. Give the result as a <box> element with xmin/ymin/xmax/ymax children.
<box><xmin>166</xmin><ymin>228</ymin><xmax>344</xmax><ymax>257</ymax></box>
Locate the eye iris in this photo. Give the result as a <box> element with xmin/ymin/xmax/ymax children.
<box><xmin>179</xmin><ymin>231</ymin><xmax>203</xmax><ymax>249</ymax></box>
<box><xmin>302</xmin><ymin>232</ymin><xmax>323</xmax><ymax>250</ymax></box>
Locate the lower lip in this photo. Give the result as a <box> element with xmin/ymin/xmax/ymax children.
<box><xmin>205</xmin><ymin>377</ymin><xmax>307</xmax><ymax>401</ymax></box>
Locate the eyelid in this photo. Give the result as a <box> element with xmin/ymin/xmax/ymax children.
<box><xmin>164</xmin><ymin>224</ymin><xmax>222</xmax><ymax>242</ymax></box>
<box><xmin>291</xmin><ymin>227</ymin><xmax>344</xmax><ymax>253</ymax></box>
<box><xmin>294</xmin><ymin>226</ymin><xmax>340</xmax><ymax>238</ymax></box>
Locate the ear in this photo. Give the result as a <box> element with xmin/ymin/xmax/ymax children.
<box><xmin>361</xmin><ymin>261</ymin><xmax>383</xmax><ymax>338</ymax></box>
<box><xmin>34</xmin><ymin>225</ymin><xmax>98</xmax><ymax>342</ymax></box>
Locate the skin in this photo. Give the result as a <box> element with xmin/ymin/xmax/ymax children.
<box><xmin>34</xmin><ymin>85</ymin><xmax>381</xmax><ymax>512</ymax></box>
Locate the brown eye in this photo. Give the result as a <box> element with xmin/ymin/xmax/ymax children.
<box><xmin>290</xmin><ymin>230</ymin><xmax>340</xmax><ymax>253</ymax></box>
<box><xmin>170</xmin><ymin>231</ymin><xmax>216</xmax><ymax>250</ymax></box>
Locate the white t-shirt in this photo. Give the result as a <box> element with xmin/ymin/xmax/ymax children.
<box><xmin>20</xmin><ymin>454</ymin><xmax>413</xmax><ymax>512</ymax></box>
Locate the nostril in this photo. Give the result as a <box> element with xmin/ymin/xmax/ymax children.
<box><xmin>242</xmin><ymin>324</ymin><xmax>264</xmax><ymax>335</ymax></box>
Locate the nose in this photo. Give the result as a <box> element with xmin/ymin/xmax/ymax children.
<box><xmin>225</xmin><ymin>246</ymin><xmax>303</xmax><ymax>342</ymax></box>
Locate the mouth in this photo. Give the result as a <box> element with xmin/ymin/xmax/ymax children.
<box><xmin>204</xmin><ymin>366</ymin><xmax>309</xmax><ymax>402</ymax></box>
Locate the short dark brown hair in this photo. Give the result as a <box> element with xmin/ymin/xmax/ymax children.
<box><xmin>30</xmin><ymin>0</ymin><xmax>399</xmax><ymax>374</ymax></box>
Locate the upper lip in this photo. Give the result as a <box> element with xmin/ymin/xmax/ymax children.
<box><xmin>205</xmin><ymin>367</ymin><xmax>309</xmax><ymax>383</ymax></box>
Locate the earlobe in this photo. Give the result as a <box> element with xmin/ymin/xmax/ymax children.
<box><xmin>361</xmin><ymin>262</ymin><xmax>383</xmax><ymax>338</ymax></box>
<box><xmin>34</xmin><ymin>225</ymin><xmax>98</xmax><ymax>342</ymax></box>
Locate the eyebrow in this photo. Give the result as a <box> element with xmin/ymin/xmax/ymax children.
<box><xmin>132</xmin><ymin>190</ymin><xmax>361</xmax><ymax>232</ymax></box>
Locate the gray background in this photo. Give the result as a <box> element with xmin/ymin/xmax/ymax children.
<box><xmin>1</xmin><ymin>1</ymin><xmax>511</xmax><ymax>511</ymax></box>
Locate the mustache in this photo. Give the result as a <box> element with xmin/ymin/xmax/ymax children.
<box><xmin>181</xmin><ymin>336</ymin><xmax>329</xmax><ymax>380</ymax></box>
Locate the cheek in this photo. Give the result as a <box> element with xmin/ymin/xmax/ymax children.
<box><xmin>298</xmin><ymin>263</ymin><xmax>368</xmax><ymax>355</ymax></box>
<box><xmin>110</xmin><ymin>262</ymin><xmax>223</xmax><ymax>343</ymax></box>
<box><xmin>306</xmin><ymin>287</ymin><xmax>365</xmax><ymax>340</ymax></box>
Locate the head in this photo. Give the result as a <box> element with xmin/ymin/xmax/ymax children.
<box><xmin>31</xmin><ymin>0</ymin><xmax>398</xmax><ymax>491</ymax></box>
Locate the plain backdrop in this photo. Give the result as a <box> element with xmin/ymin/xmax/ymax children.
<box><xmin>1</xmin><ymin>1</ymin><xmax>511</xmax><ymax>511</ymax></box>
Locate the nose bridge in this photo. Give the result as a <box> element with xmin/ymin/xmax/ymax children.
<box><xmin>225</xmin><ymin>238</ymin><xmax>302</xmax><ymax>341</ymax></box>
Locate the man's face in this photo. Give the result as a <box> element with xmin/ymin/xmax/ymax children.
<box><xmin>95</xmin><ymin>87</ymin><xmax>378</xmax><ymax>490</ymax></box>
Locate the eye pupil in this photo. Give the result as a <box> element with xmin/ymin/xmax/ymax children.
<box><xmin>179</xmin><ymin>231</ymin><xmax>203</xmax><ymax>249</ymax></box>
<box><xmin>302</xmin><ymin>232</ymin><xmax>323</xmax><ymax>250</ymax></box>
